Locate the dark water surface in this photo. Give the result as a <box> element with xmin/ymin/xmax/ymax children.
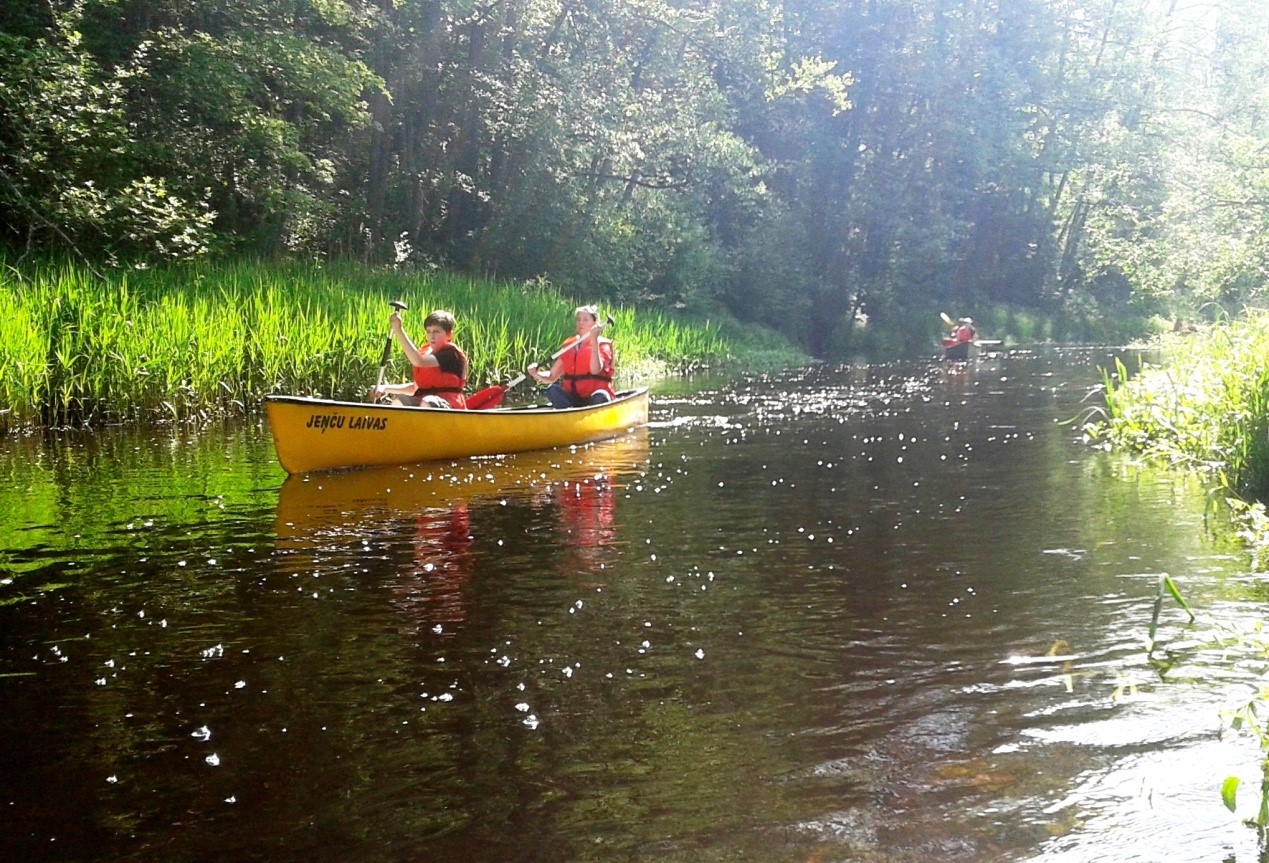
<box><xmin>2</xmin><ymin>348</ymin><xmax>1265</xmax><ymax>863</ymax></box>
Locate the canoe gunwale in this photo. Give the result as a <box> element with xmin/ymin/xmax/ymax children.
<box><xmin>263</xmin><ymin>388</ymin><xmax>645</xmax><ymax>415</ymax></box>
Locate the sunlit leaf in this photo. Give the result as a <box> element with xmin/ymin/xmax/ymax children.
<box><xmin>1161</xmin><ymin>574</ymin><xmax>1195</xmax><ymax>622</ymax></box>
<box><xmin>1221</xmin><ymin>776</ymin><xmax>1240</xmax><ymax>812</ymax></box>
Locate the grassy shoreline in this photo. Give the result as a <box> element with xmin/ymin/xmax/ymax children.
<box><xmin>1</xmin><ymin>259</ymin><xmax>796</xmax><ymax>432</ymax></box>
<box><xmin>1089</xmin><ymin>313</ymin><xmax>1269</xmax><ymax>503</ymax></box>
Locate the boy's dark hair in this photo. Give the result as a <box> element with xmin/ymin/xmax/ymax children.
<box><xmin>423</xmin><ymin>310</ymin><xmax>456</xmax><ymax>333</ymax></box>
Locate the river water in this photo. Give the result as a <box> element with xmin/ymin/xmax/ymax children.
<box><xmin>1</xmin><ymin>347</ymin><xmax>1266</xmax><ymax>863</ymax></box>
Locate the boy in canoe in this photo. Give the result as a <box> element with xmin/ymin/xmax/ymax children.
<box><xmin>526</xmin><ymin>305</ymin><xmax>615</xmax><ymax>408</ymax></box>
<box><xmin>371</xmin><ymin>309</ymin><xmax>468</xmax><ymax>408</ymax></box>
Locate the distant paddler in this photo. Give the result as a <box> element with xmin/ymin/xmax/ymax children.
<box><xmin>370</xmin><ymin>308</ymin><xmax>469</xmax><ymax>408</ymax></box>
<box><xmin>941</xmin><ymin>313</ymin><xmax>977</xmax><ymax>360</ymax></box>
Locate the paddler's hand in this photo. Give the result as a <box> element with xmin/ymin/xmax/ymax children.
<box><xmin>527</xmin><ymin>362</ymin><xmax>541</xmax><ymax>381</ymax></box>
<box><xmin>389</xmin><ymin>311</ymin><xmax>404</xmax><ymax>332</ymax></box>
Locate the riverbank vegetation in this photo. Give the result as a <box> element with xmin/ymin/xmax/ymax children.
<box><xmin>1090</xmin><ymin>315</ymin><xmax>1269</xmax><ymax>506</ymax></box>
<box><xmin>1089</xmin><ymin>316</ymin><xmax>1269</xmax><ymax>830</ymax></box>
<box><xmin>0</xmin><ymin>259</ymin><xmax>771</xmax><ymax>432</ymax></box>
<box><xmin>4</xmin><ymin>2</ymin><xmax>1269</xmax><ymax>358</ymax></box>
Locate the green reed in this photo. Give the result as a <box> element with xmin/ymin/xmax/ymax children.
<box><xmin>1089</xmin><ymin>313</ymin><xmax>1269</xmax><ymax>500</ymax></box>
<box><xmin>0</xmin><ymin>259</ymin><xmax>738</xmax><ymax>431</ymax></box>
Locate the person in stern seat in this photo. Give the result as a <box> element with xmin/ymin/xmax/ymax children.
<box><xmin>371</xmin><ymin>309</ymin><xmax>468</xmax><ymax>409</ymax></box>
<box><xmin>527</xmin><ymin>305</ymin><xmax>615</xmax><ymax>408</ymax></box>
<box><xmin>951</xmin><ymin>317</ymin><xmax>976</xmax><ymax>345</ymax></box>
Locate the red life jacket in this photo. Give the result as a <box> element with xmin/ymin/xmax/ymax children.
<box><xmin>412</xmin><ymin>345</ymin><xmax>468</xmax><ymax>409</ymax></box>
<box><xmin>558</xmin><ymin>336</ymin><xmax>615</xmax><ymax>401</ymax></box>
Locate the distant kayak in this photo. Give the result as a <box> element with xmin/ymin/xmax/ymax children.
<box><xmin>942</xmin><ymin>337</ymin><xmax>975</xmax><ymax>360</ymax></box>
<box><xmin>264</xmin><ymin>388</ymin><xmax>650</xmax><ymax>474</ymax></box>
<box><xmin>941</xmin><ymin>338</ymin><xmax>1002</xmax><ymax>360</ymax></box>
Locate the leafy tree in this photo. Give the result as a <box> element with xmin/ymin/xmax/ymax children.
<box><xmin>3</xmin><ymin>0</ymin><xmax>1268</xmax><ymax>355</ymax></box>
<box><xmin>1082</xmin><ymin>0</ymin><xmax>1269</xmax><ymax>317</ymax></box>
<box><xmin>340</xmin><ymin>0</ymin><xmax>766</xmax><ymax>320</ymax></box>
<box><xmin>0</xmin><ymin>0</ymin><xmax>381</xmax><ymax>261</ymax></box>
<box><xmin>0</xmin><ymin>17</ymin><xmax>214</xmax><ymax>263</ymax></box>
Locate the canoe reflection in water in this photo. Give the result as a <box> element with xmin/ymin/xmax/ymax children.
<box><xmin>274</xmin><ymin>429</ymin><xmax>650</xmax><ymax>625</ymax></box>
<box><xmin>399</xmin><ymin>503</ymin><xmax>473</xmax><ymax>627</ymax></box>
<box><xmin>540</xmin><ymin>471</ymin><xmax>617</xmax><ymax>572</ymax></box>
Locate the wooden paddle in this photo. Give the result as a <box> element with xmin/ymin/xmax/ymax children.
<box><xmin>369</xmin><ymin>300</ymin><xmax>409</xmax><ymax>402</ymax></box>
<box><xmin>940</xmin><ymin>311</ymin><xmax>955</xmax><ymax>328</ymax></box>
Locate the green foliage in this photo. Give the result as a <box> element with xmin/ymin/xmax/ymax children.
<box><xmin>1064</xmin><ymin>0</ymin><xmax>1269</xmax><ymax>321</ymax></box>
<box><xmin>1089</xmin><ymin>314</ymin><xmax>1269</xmax><ymax>828</ymax></box>
<box><xmin>0</xmin><ymin>0</ymin><xmax>380</xmax><ymax>261</ymax></box>
<box><xmin>0</xmin><ymin>24</ymin><xmax>216</xmax><ymax>262</ymax></box>
<box><xmin>1223</xmin><ymin>776</ymin><xmax>1241</xmax><ymax>813</ymax></box>
<box><xmin>1090</xmin><ymin>315</ymin><xmax>1269</xmax><ymax>499</ymax></box>
<box><xmin>1218</xmin><ymin>633</ymin><xmax>1269</xmax><ymax>832</ymax></box>
<box><xmin>0</xmin><ymin>258</ymin><xmax>747</xmax><ymax>431</ymax></box>
<box><xmin>119</xmin><ymin>24</ymin><xmax>381</xmax><ymax>253</ymax></box>
<box><xmin>1</xmin><ymin>0</ymin><xmax>1268</xmax><ymax>356</ymax></box>
<box><xmin>1148</xmin><ymin>573</ymin><xmax>1194</xmax><ymax>657</ymax></box>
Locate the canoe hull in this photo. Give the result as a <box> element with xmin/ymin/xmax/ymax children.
<box><xmin>265</xmin><ymin>388</ymin><xmax>650</xmax><ymax>474</ymax></box>
<box><xmin>941</xmin><ymin>339</ymin><xmax>977</xmax><ymax>360</ymax></box>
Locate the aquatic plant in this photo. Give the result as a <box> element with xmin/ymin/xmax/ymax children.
<box><xmin>1131</xmin><ymin>570</ymin><xmax>1269</xmax><ymax>834</ymax></box>
<box><xmin>1089</xmin><ymin>316</ymin><xmax>1269</xmax><ymax>500</ymax></box>
<box><xmin>1147</xmin><ymin>573</ymin><xmax>1195</xmax><ymax>660</ymax></box>
<box><xmin>1222</xmin><ymin>665</ymin><xmax>1269</xmax><ymax>835</ymax></box>
<box><xmin>0</xmin><ymin>260</ymin><xmax>740</xmax><ymax>431</ymax></box>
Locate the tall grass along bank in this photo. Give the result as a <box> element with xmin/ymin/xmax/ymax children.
<box><xmin>1088</xmin><ymin>314</ymin><xmax>1269</xmax><ymax>503</ymax></box>
<box><xmin>0</xmin><ymin>260</ymin><xmax>743</xmax><ymax>432</ymax></box>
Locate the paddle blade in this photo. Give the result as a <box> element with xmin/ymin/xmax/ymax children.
<box><xmin>940</xmin><ymin>312</ymin><xmax>955</xmax><ymax>327</ymax></box>
<box><xmin>466</xmin><ymin>385</ymin><xmax>506</xmax><ymax>410</ymax></box>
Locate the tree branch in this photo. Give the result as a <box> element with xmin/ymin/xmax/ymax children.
<box><xmin>0</xmin><ymin>166</ymin><xmax>105</xmax><ymax>280</ymax></box>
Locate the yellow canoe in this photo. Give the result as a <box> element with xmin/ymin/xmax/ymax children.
<box><xmin>264</xmin><ymin>388</ymin><xmax>650</xmax><ymax>474</ymax></box>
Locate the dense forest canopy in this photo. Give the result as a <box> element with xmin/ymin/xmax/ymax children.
<box><xmin>2</xmin><ymin>0</ymin><xmax>1266</xmax><ymax>356</ymax></box>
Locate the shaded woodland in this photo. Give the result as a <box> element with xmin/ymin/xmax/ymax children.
<box><xmin>3</xmin><ymin>0</ymin><xmax>1266</xmax><ymax>355</ymax></box>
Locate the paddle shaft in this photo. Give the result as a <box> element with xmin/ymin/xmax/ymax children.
<box><xmin>371</xmin><ymin>301</ymin><xmax>409</xmax><ymax>400</ymax></box>
<box><xmin>547</xmin><ymin>314</ymin><xmax>615</xmax><ymax>363</ymax></box>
